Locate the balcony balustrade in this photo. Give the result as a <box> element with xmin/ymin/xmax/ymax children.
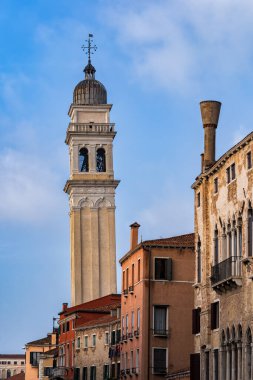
<box><xmin>211</xmin><ymin>256</ymin><xmax>242</xmax><ymax>292</ymax></box>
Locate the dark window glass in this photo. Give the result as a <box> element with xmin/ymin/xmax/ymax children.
<box><xmin>66</xmin><ymin>321</ymin><xmax>70</xmax><ymax>331</ymax></box>
<box><xmin>79</xmin><ymin>148</ymin><xmax>89</xmax><ymax>172</ymax></box>
<box><xmin>247</xmin><ymin>151</ymin><xmax>252</xmax><ymax>169</ymax></box>
<box><xmin>96</xmin><ymin>148</ymin><xmax>106</xmax><ymax>172</ymax></box>
<box><xmin>153</xmin><ymin>348</ymin><xmax>167</xmax><ymax>374</ymax></box>
<box><xmin>116</xmin><ymin>329</ymin><xmax>121</xmax><ymax>344</ymax></box>
<box><xmin>226</xmin><ymin>167</ymin><xmax>231</xmax><ymax>183</ymax></box>
<box><xmin>30</xmin><ymin>352</ymin><xmax>40</xmax><ymax>366</ymax></box>
<box><xmin>90</xmin><ymin>366</ymin><xmax>96</xmax><ymax>380</ymax></box>
<box><xmin>103</xmin><ymin>365</ymin><xmax>109</xmax><ymax>379</ymax></box>
<box><xmin>82</xmin><ymin>367</ymin><xmax>87</xmax><ymax>380</ymax></box>
<box><xmin>214</xmin><ymin>229</ymin><xmax>219</xmax><ymax>265</ymax></box>
<box><xmin>74</xmin><ymin>368</ymin><xmax>80</xmax><ymax>380</ymax></box>
<box><xmin>111</xmin><ymin>363</ymin><xmax>115</xmax><ymax>378</ymax></box>
<box><xmin>192</xmin><ymin>308</ymin><xmax>201</xmax><ymax>334</ymax></box>
<box><xmin>231</xmin><ymin>163</ymin><xmax>236</xmax><ymax>180</ymax></box>
<box><xmin>154</xmin><ymin>306</ymin><xmax>167</xmax><ymax>335</ymax></box>
<box><xmin>238</xmin><ymin>223</ymin><xmax>242</xmax><ymax>256</ymax></box>
<box><xmin>111</xmin><ymin>331</ymin><xmax>116</xmax><ymax>345</ymax></box>
<box><xmin>249</xmin><ymin>208</ymin><xmax>253</xmax><ymax>257</ymax></box>
<box><xmin>197</xmin><ymin>192</ymin><xmax>200</xmax><ymax>207</ymax></box>
<box><xmin>214</xmin><ymin>177</ymin><xmax>218</xmax><ymax>193</ymax></box>
<box><xmin>214</xmin><ymin>349</ymin><xmax>219</xmax><ymax>380</ymax></box>
<box><xmin>155</xmin><ymin>258</ymin><xmax>172</xmax><ymax>281</ymax></box>
<box><xmin>211</xmin><ymin>302</ymin><xmax>219</xmax><ymax>330</ymax></box>
<box><xmin>7</xmin><ymin>370</ymin><xmax>11</xmax><ymax>378</ymax></box>
<box><xmin>205</xmin><ymin>352</ymin><xmax>209</xmax><ymax>380</ymax></box>
<box><xmin>197</xmin><ymin>240</ymin><xmax>201</xmax><ymax>283</ymax></box>
<box><xmin>44</xmin><ymin>368</ymin><xmax>53</xmax><ymax>376</ymax></box>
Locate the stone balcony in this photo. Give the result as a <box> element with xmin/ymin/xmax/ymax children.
<box><xmin>211</xmin><ymin>256</ymin><xmax>242</xmax><ymax>293</ymax></box>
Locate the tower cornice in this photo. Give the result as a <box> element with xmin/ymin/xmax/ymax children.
<box><xmin>64</xmin><ymin>179</ymin><xmax>120</xmax><ymax>194</ymax></box>
<box><xmin>68</xmin><ymin>103</ymin><xmax>113</xmax><ymax>117</ymax></box>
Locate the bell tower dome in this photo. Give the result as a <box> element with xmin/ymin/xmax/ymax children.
<box><xmin>64</xmin><ymin>36</ymin><xmax>119</xmax><ymax>306</ymax></box>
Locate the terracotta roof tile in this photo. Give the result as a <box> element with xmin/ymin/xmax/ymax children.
<box><xmin>76</xmin><ymin>314</ymin><xmax>119</xmax><ymax>329</ymax></box>
<box><xmin>143</xmin><ymin>233</ymin><xmax>195</xmax><ymax>247</ymax></box>
<box><xmin>59</xmin><ymin>294</ymin><xmax>121</xmax><ymax>316</ymax></box>
<box><xmin>0</xmin><ymin>354</ymin><xmax>25</xmax><ymax>359</ymax></box>
<box><xmin>26</xmin><ymin>336</ymin><xmax>50</xmax><ymax>346</ymax></box>
<box><xmin>8</xmin><ymin>373</ymin><xmax>25</xmax><ymax>380</ymax></box>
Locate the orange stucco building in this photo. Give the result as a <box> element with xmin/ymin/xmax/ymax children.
<box><xmin>119</xmin><ymin>223</ymin><xmax>195</xmax><ymax>380</ymax></box>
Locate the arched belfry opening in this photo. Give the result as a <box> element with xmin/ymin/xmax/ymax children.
<box><xmin>79</xmin><ymin>147</ymin><xmax>89</xmax><ymax>172</ymax></box>
<box><xmin>96</xmin><ymin>148</ymin><xmax>106</xmax><ymax>172</ymax></box>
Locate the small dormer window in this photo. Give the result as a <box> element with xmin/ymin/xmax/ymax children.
<box><xmin>96</xmin><ymin>148</ymin><xmax>106</xmax><ymax>172</ymax></box>
<box><xmin>79</xmin><ymin>148</ymin><xmax>89</xmax><ymax>172</ymax></box>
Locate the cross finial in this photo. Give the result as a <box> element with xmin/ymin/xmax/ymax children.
<box><xmin>82</xmin><ymin>34</ymin><xmax>97</xmax><ymax>64</ymax></box>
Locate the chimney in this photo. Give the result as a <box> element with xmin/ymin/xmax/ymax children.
<box><xmin>200</xmin><ymin>100</ymin><xmax>221</xmax><ymax>170</ymax></box>
<box><xmin>130</xmin><ymin>222</ymin><xmax>140</xmax><ymax>250</ymax></box>
<box><xmin>62</xmin><ymin>302</ymin><xmax>68</xmax><ymax>312</ymax></box>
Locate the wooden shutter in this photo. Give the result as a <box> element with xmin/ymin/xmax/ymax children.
<box><xmin>211</xmin><ymin>302</ymin><xmax>217</xmax><ymax>330</ymax></box>
<box><xmin>166</xmin><ymin>258</ymin><xmax>172</xmax><ymax>281</ymax></box>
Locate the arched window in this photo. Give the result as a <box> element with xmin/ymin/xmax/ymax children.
<box><xmin>7</xmin><ymin>370</ymin><xmax>11</xmax><ymax>378</ymax></box>
<box><xmin>96</xmin><ymin>148</ymin><xmax>106</xmax><ymax>172</ymax></box>
<box><xmin>79</xmin><ymin>148</ymin><xmax>89</xmax><ymax>172</ymax></box>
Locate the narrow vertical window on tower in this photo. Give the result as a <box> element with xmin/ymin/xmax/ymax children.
<box><xmin>96</xmin><ymin>148</ymin><xmax>106</xmax><ymax>172</ymax></box>
<box><xmin>79</xmin><ymin>148</ymin><xmax>89</xmax><ymax>172</ymax></box>
<box><xmin>197</xmin><ymin>238</ymin><xmax>201</xmax><ymax>283</ymax></box>
<box><xmin>248</xmin><ymin>206</ymin><xmax>253</xmax><ymax>257</ymax></box>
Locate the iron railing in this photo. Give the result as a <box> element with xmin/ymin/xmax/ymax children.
<box><xmin>211</xmin><ymin>256</ymin><xmax>242</xmax><ymax>285</ymax></box>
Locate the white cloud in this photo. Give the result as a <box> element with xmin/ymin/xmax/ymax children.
<box><xmin>103</xmin><ymin>0</ymin><xmax>253</xmax><ymax>92</ymax></box>
<box><xmin>0</xmin><ymin>149</ymin><xmax>64</xmax><ymax>223</ymax></box>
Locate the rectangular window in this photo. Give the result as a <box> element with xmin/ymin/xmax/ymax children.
<box><xmin>214</xmin><ymin>177</ymin><xmax>218</xmax><ymax>194</ymax></box>
<box><xmin>90</xmin><ymin>366</ymin><xmax>96</xmax><ymax>380</ymax></box>
<box><xmin>14</xmin><ymin>361</ymin><xmax>17</xmax><ymax>365</ymax></box>
<box><xmin>126</xmin><ymin>268</ymin><xmax>129</xmax><ymax>289</ymax></box>
<box><xmin>154</xmin><ymin>306</ymin><xmax>168</xmax><ymax>336</ymax></box>
<box><xmin>30</xmin><ymin>352</ymin><xmax>40</xmax><ymax>367</ymax></box>
<box><xmin>137</xmin><ymin>309</ymin><xmax>140</xmax><ymax>330</ymax></box>
<box><xmin>76</xmin><ymin>337</ymin><xmax>80</xmax><ymax>349</ymax></box>
<box><xmin>231</xmin><ymin>163</ymin><xmax>236</xmax><ymax>180</ymax></box>
<box><xmin>117</xmin><ymin>362</ymin><xmax>120</xmax><ymax>378</ymax></box>
<box><xmin>247</xmin><ymin>151</ymin><xmax>252</xmax><ymax>169</ymax></box>
<box><xmin>131</xmin><ymin>311</ymin><xmax>134</xmax><ymax>334</ymax></box>
<box><xmin>197</xmin><ymin>192</ymin><xmax>200</xmax><ymax>207</ymax></box>
<box><xmin>82</xmin><ymin>367</ymin><xmax>88</xmax><ymax>380</ymax></box>
<box><xmin>92</xmin><ymin>334</ymin><xmax>96</xmax><ymax>347</ymax></box>
<box><xmin>214</xmin><ymin>230</ymin><xmax>218</xmax><ymax>265</ymax></box>
<box><xmin>238</xmin><ymin>224</ymin><xmax>242</xmax><ymax>256</ymax></box>
<box><xmin>213</xmin><ymin>349</ymin><xmax>219</xmax><ymax>380</ymax></box>
<box><xmin>126</xmin><ymin>314</ymin><xmax>129</xmax><ymax>335</ymax></box>
<box><xmin>155</xmin><ymin>258</ymin><xmax>172</xmax><ymax>280</ymax></box>
<box><xmin>122</xmin><ymin>316</ymin><xmax>124</xmax><ymax>335</ymax></box>
<box><xmin>192</xmin><ymin>308</ymin><xmax>201</xmax><ymax>334</ymax></box>
<box><xmin>105</xmin><ymin>332</ymin><xmax>109</xmax><ymax>345</ymax></box>
<box><xmin>211</xmin><ymin>302</ymin><xmax>219</xmax><ymax>330</ymax></box>
<box><xmin>74</xmin><ymin>368</ymin><xmax>80</xmax><ymax>380</ymax></box>
<box><xmin>153</xmin><ymin>348</ymin><xmax>167</xmax><ymax>374</ymax></box>
<box><xmin>130</xmin><ymin>351</ymin><xmax>133</xmax><ymax>372</ymax></box>
<box><xmin>197</xmin><ymin>240</ymin><xmax>201</xmax><ymax>283</ymax></box>
<box><xmin>111</xmin><ymin>363</ymin><xmax>115</xmax><ymax>378</ymax></box>
<box><xmin>205</xmin><ymin>352</ymin><xmax>209</xmax><ymax>380</ymax></box>
<box><xmin>226</xmin><ymin>167</ymin><xmax>231</xmax><ymax>183</ymax></box>
<box><xmin>136</xmin><ymin>349</ymin><xmax>139</xmax><ymax>370</ymax></box>
<box><xmin>123</xmin><ymin>271</ymin><xmax>125</xmax><ymax>291</ymax></box>
<box><xmin>132</xmin><ymin>263</ymin><xmax>134</xmax><ymax>286</ymax></box>
<box><xmin>248</xmin><ymin>209</ymin><xmax>252</xmax><ymax>257</ymax></box>
<box><xmin>137</xmin><ymin>259</ymin><xmax>141</xmax><ymax>282</ymax></box>
<box><xmin>103</xmin><ymin>364</ymin><xmax>109</xmax><ymax>379</ymax></box>
<box><xmin>84</xmin><ymin>335</ymin><xmax>88</xmax><ymax>348</ymax></box>
<box><xmin>111</xmin><ymin>330</ymin><xmax>116</xmax><ymax>345</ymax></box>
<box><xmin>116</xmin><ymin>329</ymin><xmax>121</xmax><ymax>343</ymax></box>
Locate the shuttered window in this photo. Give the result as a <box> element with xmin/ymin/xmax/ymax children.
<box><xmin>211</xmin><ymin>302</ymin><xmax>219</xmax><ymax>330</ymax></box>
<box><xmin>155</xmin><ymin>258</ymin><xmax>172</xmax><ymax>281</ymax></box>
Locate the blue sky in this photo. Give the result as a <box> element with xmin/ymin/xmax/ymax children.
<box><xmin>1</xmin><ymin>0</ymin><xmax>253</xmax><ymax>352</ymax></box>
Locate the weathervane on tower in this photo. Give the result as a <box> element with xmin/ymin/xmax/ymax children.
<box><xmin>82</xmin><ymin>34</ymin><xmax>97</xmax><ymax>64</ymax></box>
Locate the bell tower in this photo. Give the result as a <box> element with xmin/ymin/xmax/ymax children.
<box><xmin>64</xmin><ymin>36</ymin><xmax>119</xmax><ymax>306</ymax></box>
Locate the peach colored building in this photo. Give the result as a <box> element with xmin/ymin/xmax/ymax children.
<box><xmin>25</xmin><ymin>333</ymin><xmax>56</xmax><ymax>380</ymax></box>
<box><xmin>119</xmin><ymin>223</ymin><xmax>195</xmax><ymax>380</ymax></box>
